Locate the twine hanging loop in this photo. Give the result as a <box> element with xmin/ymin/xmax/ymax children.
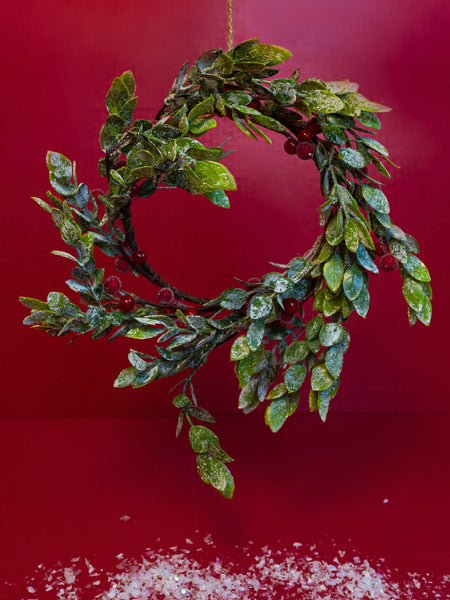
<box><xmin>227</xmin><ymin>0</ymin><xmax>233</xmax><ymax>51</ymax></box>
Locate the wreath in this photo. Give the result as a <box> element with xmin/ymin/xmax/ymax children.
<box><xmin>20</xmin><ymin>39</ymin><xmax>432</xmax><ymax>498</ymax></box>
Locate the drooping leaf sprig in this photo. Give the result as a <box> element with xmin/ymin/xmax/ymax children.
<box><xmin>20</xmin><ymin>39</ymin><xmax>432</xmax><ymax>498</ymax></box>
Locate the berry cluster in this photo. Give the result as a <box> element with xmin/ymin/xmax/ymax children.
<box><xmin>284</xmin><ymin>118</ymin><xmax>321</xmax><ymax>160</ymax></box>
<box><xmin>374</xmin><ymin>240</ymin><xmax>399</xmax><ymax>272</ymax></box>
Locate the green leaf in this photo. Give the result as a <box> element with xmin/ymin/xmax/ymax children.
<box><xmin>323</xmin><ymin>294</ymin><xmax>343</xmax><ymax>317</ymax></box>
<box><xmin>306</xmin><ymin>315</ymin><xmax>323</xmax><ymax>340</ymax></box>
<box><xmin>371</xmin><ymin>155</ymin><xmax>391</xmax><ymax>178</ymax></box>
<box><xmin>114</xmin><ymin>367</ymin><xmax>138</xmax><ymax>388</ymax></box>
<box><xmin>99</xmin><ymin>115</ymin><xmax>125</xmax><ymax>151</ymax></box>
<box><xmin>188</xmin><ymin>160</ymin><xmax>236</xmax><ymax>192</ymax></box>
<box><xmin>221</xmin><ymin>91</ymin><xmax>252</xmax><ymax>108</ymax></box>
<box><xmin>106</xmin><ymin>76</ymin><xmax>130</xmax><ymax>115</ymax></box>
<box><xmin>354</xmin><ymin>93</ymin><xmax>392</xmax><ymax>113</ymax></box>
<box><xmin>323</xmin><ymin>253</ymin><xmax>344</xmax><ymax>292</ymax></box>
<box><xmin>300</xmin><ymin>90</ymin><xmax>345</xmax><ymax>113</ymax></box>
<box><xmin>231</xmin><ymin>109</ymin><xmax>258</xmax><ymax>139</ymax></box>
<box><xmin>187</xmin><ymin>406</ymin><xmax>215</xmax><ymax>423</ymax></box>
<box><xmin>318</xmin><ymin>388</ymin><xmax>333</xmax><ymax>422</ymax></box>
<box><xmin>314</xmin><ymin>242</ymin><xmax>334</xmax><ymax>265</ymax></box>
<box><xmin>343</xmin><ymin>264</ymin><xmax>364</xmax><ymax>300</ymax></box>
<box><xmin>284</xmin><ymin>340</ymin><xmax>309</xmax><ymax>364</ymax></box>
<box><xmin>322</xmin><ymin>124</ymin><xmax>348</xmax><ymax>145</ymax></box>
<box><xmin>355</xmin><ymin>221</ymin><xmax>375</xmax><ymax>250</ymax></box>
<box><xmin>189</xmin><ymin>425</ymin><xmax>219</xmax><ymax>453</ymax></box>
<box><xmin>325</xmin><ymin>346</ymin><xmax>344</xmax><ymax>378</ymax></box>
<box><xmin>219</xmin><ymin>466</ymin><xmax>235</xmax><ymax>499</ymax></box>
<box><xmin>339</xmin><ymin>148</ymin><xmax>366</xmax><ymax>169</ymax></box>
<box><xmin>353</xmin><ymin>287</ymin><xmax>370</xmax><ymax>318</ymax></box>
<box><xmin>417</xmin><ymin>296</ymin><xmax>432</xmax><ymax>326</ymax></box>
<box><xmin>188</xmin><ymin>95</ymin><xmax>214</xmax><ymax>122</ymax></box>
<box><xmin>189</xmin><ymin>118</ymin><xmax>217</xmax><ymax>136</ymax></box>
<box><xmin>60</xmin><ymin>219</ymin><xmax>82</xmax><ymax>247</ymax></box>
<box><xmin>249</xmin><ymin>295</ymin><xmax>273</xmax><ymax>319</ymax></box>
<box><xmin>230</xmin><ymin>335</ymin><xmax>252</xmax><ymax>361</ymax></box>
<box><xmin>357</xmin><ymin>136</ymin><xmax>388</xmax><ymax>157</ymax></box>
<box><xmin>47</xmin><ymin>291</ymin><xmax>70</xmax><ymax>313</ymax></box>
<box><xmin>251</xmin><ymin>113</ymin><xmax>286</xmax><ymax>133</ymax></box>
<box><xmin>356</xmin><ymin>244</ymin><xmax>379</xmax><ymax>274</ymax></box>
<box><xmin>325</xmin><ymin>79</ymin><xmax>358</xmax><ymax>92</ymax></box>
<box><xmin>326</xmin><ymin>213</ymin><xmax>344</xmax><ymax>246</ymax></box>
<box><xmin>65</xmin><ymin>279</ymin><xmax>88</xmax><ymax>294</ymax></box>
<box><xmin>265</xmin><ymin>396</ymin><xmax>290</xmax><ymax>432</ymax></box>
<box><xmin>357</xmin><ymin>111</ymin><xmax>381</xmax><ymax>129</ymax></box>
<box><xmin>340</xmin><ymin>93</ymin><xmax>361</xmax><ymax>116</ymax></box>
<box><xmin>404</xmin><ymin>254</ymin><xmax>431</xmax><ymax>282</ymax></box>
<box><xmin>119</xmin><ymin>70</ymin><xmax>136</xmax><ymax>96</ymax></box>
<box><xmin>129</xmin><ymin>362</ymin><xmax>159</xmax><ymax>385</ymax></box>
<box><xmin>344</xmin><ymin>220</ymin><xmax>360</xmax><ymax>252</ymax></box>
<box><xmin>234</xmin><ymin>42</ymin><xmax>292</xmax><ymax>66</ymax></box>
<box><xmin>125</xmin><ymin>326</ymin><xmax>165</xmax><ymax>339</ymax></box>
<box><xmin>270</xmin><ymin>79</ymin><xmax>296</xmax><ymax>105</ymax></box>
<box><xmin>32</xmin><ymin>196</ymin><xmax>52</xmax><ymax>213</ymax></box>
<box><xmin>238</xmin><ymin>379</ymin><xmax>259</xmax><ymax>412</ymax></box>
<box><xmin>206</xmin><ymin>457</ymin><xmax>229</xmax><ymax>492</ymax></box>
<box><xmin>402</xmin><ymin>277</ymin><xmax>425</xmax><ymax>312</ymax></box>
<box><xmin>196</xmin><ymin>454</ymin><xmax>210</xmax><ymax>484</ymax></box>
<box><xmin>267</xmin><ymin>382</ymin><xmax>288</xmax><ymax>400</ymax></box>
<box><xmin>219</xmin><ymin>288</ymin><xmax>248</xmax><ymax>310</ymax></box>
<box><xmin>236</xmin><ymin>346</ymin><xmax>264</xmax><ymax>388</ymax></box>
<box><xmin>247</xmin><ymin>319</ymin><xmax>265</xmax><ymax>351</ymax></box>
<box><xmin>19</xmin><ymin>297</ymin><xmax>49</xmax><ymax>310</ymax></box>
<box><xmin>46</xmin><ymin>151</ymin><xmax>72</xmax><ymax>181</ymax></box>
<box><xmin>173</xmin><ymin>393</ymin><xmax>191</xmax><ymax>408</ymax></box>
<box><xmin>389</xmin><ymin>240</ymin><xmax>408</xmax><ymax>264</ymax></box>
<box><xmin>311</xmin><ymin>364</ymin><xmax>334</xmax><ymax>391</ymax></box>
<box><xmin>404</xmin><ymin>233</ymin><xmax>420</xmax><ymax>254</ymax></box>
<box><xmin>319</xmin><ymin>322</ymin><xmax>344</xmax><ymax>347</ymax></box>
<box><xmin>284</xmin><ymin>364</ymin><xmax>306</xmax><ymax>392</ymax></box>
<box><xmin>359</xmin><ymin>184</ymin><xmax>390</xmax><ymax>213</ymax></box>
<box><xmin>204</xmin><ymin>189</ymin><xmax>230</xmax><ymax>208</ymax></box>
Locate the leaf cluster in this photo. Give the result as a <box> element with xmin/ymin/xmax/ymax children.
<box><xmin>20</xmin><ymin>39</ymin><xmax>432</xmax><ymax>497</ymax></box>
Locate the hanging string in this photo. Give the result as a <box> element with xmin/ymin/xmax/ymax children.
<box><xmin>227</xmin><ymin>0</ymin><xmax>233</xmax><ymax>51</ymax></box>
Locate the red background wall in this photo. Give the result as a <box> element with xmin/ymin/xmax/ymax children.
<box><xmin>2</xmin><ymin>0</ymin><xmax>449</xmax><ymax>417</ymax></box>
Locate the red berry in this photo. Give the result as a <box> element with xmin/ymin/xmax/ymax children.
<box><xmin>120</xmin><ymin>294</ymin><xmax>135</xmax><ymax>311</ymax></box>
<box><xmin>284</xmin><ymin>139</ymin><xmax>298</xmax><ymax>155</ymax></box>
<box><xmin>130</xmin><ymin>183</ymin><xmax>140</xmax><ymax>197</ymax></box>
<box><xmin>374</xmin><ymin>242</ymin><xmax>385</xmax><ymax>257</ymax></box>
<box><xmin>104</xmin><ymin>275</ymin><xmax>122</xmax><ymax>294</ymax></box>
<box><xmin>114</xmin><ymin>159</ymin><xmax>127</xmax><ymax>170</ymax></box>
<box><xmin>157</xmin><ymin>287</ymin><xmax>175</xmax><ymax>306</ymax></box>
<box><xmin>282</xmin><ymin>297</ymin><xmax>298</xmax><ymax>315</ymax></box>
<box><xmin>248</xmin><ymin>99</ymin><xmax>262</xmax><ymax>111</ymax></box>
<box><xmin>380</xmin><ymin>253</ymin><xmax>399</xmax><ymax>272</ymax></box>
<box><xmin>280</xmin><ymin>311</ymin><xmax>295</xmax><ymax>325</ymax></box>
<box><xmin>131</xmin><ymin>249</ymin><xmax>147</xmax><ymax>264</ymax></box>
<box><xmin>115</xmin><ymin>256</ymin><xmax>131</xmax><ymax>273</ymax></box>
<box><xmin>297</xmin><ymin>128</ymin><xmax>314</xmax><ymax>142</ymax></box>
<box><xmin>184</xmin><ymin>308</ymin><xmax>197</xmax><ymax>316</ymax></box>
<box><xmin>241</xmin><ymin>298</ymin><xmax>250</xmax><ymax>314</ymax></box>
<box><xmin>307</xmin><ymin>117</ymin><xmax>322</xmax><ymax>134</ymax></box>
<box><xmin>296</xmin><ymin>141</ymin><xmax>315</xmax><ymax>160</ymax></box>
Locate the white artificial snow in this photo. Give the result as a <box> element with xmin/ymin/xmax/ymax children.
<box><xmin>7</xmin><ymin>538</ymin><xmax>450</xmax><ymax>600</ymax></box>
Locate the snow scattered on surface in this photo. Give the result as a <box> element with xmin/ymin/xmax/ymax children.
<box><xmin>5</xmin><ymin>537</ymin><xmax>450</xmax><ymax>599</ymax></box>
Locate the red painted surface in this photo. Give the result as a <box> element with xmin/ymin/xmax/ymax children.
<box><xmin>2</xmin><ymin>0</ymin><xmax>449</xmax><ymax>417</ymax></box>
<box><xmin>0</xmin><ymin>415</ymin><xmax>449</xmax><ymax>595</ymax></box>
<box><xmin>1</xmin><ymin>2</ymin><xmax>449</xmax><ymax>594</ymax></box>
